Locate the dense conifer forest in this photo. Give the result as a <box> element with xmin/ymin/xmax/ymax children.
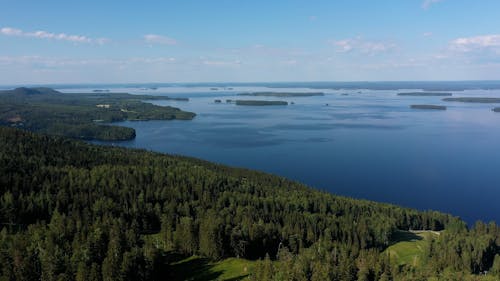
<box><xmin>0</xmin><ymin>127</ymin><xmax>499</xmax><ymax>280</ymax></box>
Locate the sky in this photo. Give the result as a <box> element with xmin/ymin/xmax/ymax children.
<box><xmin>1</xmin><ymin>0</ymin><xmax>500</xmax><ymax>84</ymax></box>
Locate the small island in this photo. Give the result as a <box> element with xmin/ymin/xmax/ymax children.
<box><xmin>443</xmin><ymin>97</ymin><xmax>500</xmax><ymax>103</ymax></box>
<box><xmin>398</xmin><ymin>92</ymin><xmax>452</xmax><ymax>96</ymax></box>
<box><xmin>238</xmin><ymin>92</ymin><xmax>324</xmax><ymax>97</ymax></box>
<box><xmin>410</xmin><ymin>104</ymin><xmax>447</xmax><ymax>110</ymax></box>
<box><xmin>493</xmin><ymin>108</ymin><xmax>500</xmax><ymax>112</ymax></box>
<box><xmin>235</xmin><ymin>100</ymin><xmax>288</xmax><ymax>106</ymax></box>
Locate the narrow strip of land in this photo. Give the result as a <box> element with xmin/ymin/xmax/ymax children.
<box><xmin>238</xmin><ymin>92</ymin><xmax>324</xmax><ymax>97</ymax></box>
<box><xmin>443</xmin><ymin>97</ymin><xmax>500</xmax><ymax>103</ymax></box>
<box><xmin>235</xmin><ymin>100</ymin><xmax>288</xmax><ymax>106</ymax></box>
<box><xmin>410</xmin><ymin>105</ymin><xmax>447</xmax><ymax>110</ymax></box>
<box><xmin>398</xmin><ymin>92</ymin><xmax>452</xmax><ymax>96</ymax></box>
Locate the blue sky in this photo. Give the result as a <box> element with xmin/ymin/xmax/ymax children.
<box><xmin>1</xmin><ymin>0</ymin><xmax>500</xmax><ymax>84</ymax></box>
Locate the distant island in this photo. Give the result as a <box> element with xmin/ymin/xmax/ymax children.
<box><xmin>167</xmin><ymin>97</ymin><xmax>190</xmax><ymax>101</ymax></box>
<box><xmin>493</xmin><ymin>108</ymin><xmax>500</xmax><ymax>112</ymax></box>
<box><xmin>443</xmin><ymin>97</ymin><xmax>500</xmax><ymax>103</ymax></box>
<box><xmin>398</xmin><ymin>92</ymin><xmax>453</xmax><ymax>96</ymax></box>
<box><xmin>238</xmin><ymin>92</ymin><xmax>324</xmax><ymax>97</ymax></box>
<box><xmin>235</xmin><ymin>100</ymin><xmax>288</xmax><ymax>106</ymax></box>
<box><xmin>0</xmin><ymin>87</ymin><xmax>195</xmax><ymax>141</ymax></box>
<box><xmin>410</xmin><ymin>104</ymin><xmax>447</xmax><ymax>110</ymax></box>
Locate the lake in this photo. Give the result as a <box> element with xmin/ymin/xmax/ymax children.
<box><xmin>61</xmin><ymin>84</ymin><xmax>500</xmax><ymax>224</ymax></box>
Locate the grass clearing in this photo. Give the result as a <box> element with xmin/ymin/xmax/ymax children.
<box><xmin>143</xmin><ymin>234</ymin><xmax>254</xmax><ymax>280</ymax></box>
<box><xmin>384</xmin><ymin>230</ymin><xmax>440</xmax><ymax>266</ymax></box>
<box><xmin>169</xmin><ymin>256</ymin><xmax>254</xmax><ymax>281</ymax></box>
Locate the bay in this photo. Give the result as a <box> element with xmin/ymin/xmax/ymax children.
<box><xmin>65</xmin><ymin>84</ymin><xmax>500</xmax><ymax>224</ymax></box>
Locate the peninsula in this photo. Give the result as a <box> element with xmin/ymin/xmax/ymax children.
<box><xmin>0</xmin><ymin>87</ymin><xmax>195</xmax><ymax>141</ymax></box>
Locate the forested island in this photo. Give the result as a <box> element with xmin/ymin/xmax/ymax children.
<box><xmin>235</xmin><ymin>100</ymin><xmax>288</xmax><ymax>106</ymax></box>
<box><xmin>410</xmin><ymin>105</ymin><xmax>447</xmax><ymax>110</ymax></box>
<box><xmin>398</xmin><ymin>92</ymin><xmax>453</xmax><ymax>96</ymax></box>
<box><xmin>238</xmin><ymin>92</ymin><xmax>324</xmax><ymax>97</ymax></box>
<box><xmin>0</xmin><ymin>126</ymin><xmax>499</xmax><ymax>281</ymax></box>
<box><xmin>443</xmin><ymin>97</ymin><xmax>500</xmax><ymax>103</ymax></box>
<box><xmin>0</xmin><ymin>87</ymin><xmax>195</xmax><ymax>141</ymax></box>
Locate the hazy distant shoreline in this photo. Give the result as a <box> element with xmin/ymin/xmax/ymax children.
<box><xmin>3</xmin><ymin>80</ymin><xmax>500</xmax><ymax>92</ymax></box>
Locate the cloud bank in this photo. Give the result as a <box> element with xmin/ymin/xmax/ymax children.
<box><xmin>0</xmin><ymin>27</ymin><xmax>107</xmax><ymax>44</ymax></box>
<box><xmin>450</xmin><ymin>34</ymin><xmax>500</xmax><ymax>52</ymax></box>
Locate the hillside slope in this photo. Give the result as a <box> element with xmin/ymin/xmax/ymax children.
<box><xmin>0</xmin><ymin>127</ymin><xmax>498</xmax><ymax>280</ymax></box>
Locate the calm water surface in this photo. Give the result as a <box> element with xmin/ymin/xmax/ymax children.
<box><xmin>62</xmin><ymin>86</ymin><xmax>500</xmax><ymax>224</ymax></box>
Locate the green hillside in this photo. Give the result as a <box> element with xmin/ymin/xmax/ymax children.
<box><xmin>0</xmin><ymin>127</ymin><xmax>499</xmax><ymax>280</ymax></box>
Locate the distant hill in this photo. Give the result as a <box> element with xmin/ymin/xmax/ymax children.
<box><xmin>3</xmin><ymin>87</ymin><xmax>62</xmax><ymax>96</ymax></box>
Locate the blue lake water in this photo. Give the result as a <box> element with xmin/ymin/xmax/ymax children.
<box><xmin>63</xmin><ymin>85</ymin><xmax>500</xmax><ymax>224</ymax></box>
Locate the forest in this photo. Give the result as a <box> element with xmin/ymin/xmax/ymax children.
<box><xmin>0</xmin><ymin>87</ymin><xmax>195</xmax><ymax>141</ymax></box>
<box><xmin>0</xmin><ymin>126</ymin><xmax>499</xmax><ymax>280</ymax></box>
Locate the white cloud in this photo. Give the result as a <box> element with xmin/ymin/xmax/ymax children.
<box><xmin>333</xmin><ymin>39</ymin><xmax>355</xmax><ymax>52</ymax></box>
<box><xmin>144</xmin><ymin>34</ymin><xmax>177</xmax><ymax>45</ymax></box>
<box><xmin>425</xmin><ymin>34</ymin><xmax>500</xmax><ymax>69</ymax></box>
<box><xmin>450</xmin><ymin>34</ymin><xmax>500</xmax><ymax>52</ymax></box>
<box><xmin>0</xmin><ymin>27</ymin><xmax>23</xmax><ymax>36</ymax></box>
<box><xmin>423</xmin><ymin>32</ymin><xmax>433</xmax><ymax>37</ymax></box>
<box><xmin>330</xmin><ymin>37</ymin><xmax>396</xmax><ymax>55</ymax></box>
<box><xmin>0</xmin><ymin>56</ymin><xmax>184</xmax><ymax>69</ymax></box>
<box><xmin>30</xmin><ymin>30</ymin><xmax>90</xmax><ymax>42</ymax></box>
<box><xmin>422</xmin><ymin>0</ymin><xmax>444</xmax><ymax>9</ymax></box>
<box><xmin>0</xmin><ymin>26</ymin><xmax>107</xmax><ymax>44</ymax></box>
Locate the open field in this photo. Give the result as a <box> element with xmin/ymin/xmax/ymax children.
<box><xmin>384</xmin><ymin>230</ymin><xmax>440</xmax><ymax>266</ymax></box>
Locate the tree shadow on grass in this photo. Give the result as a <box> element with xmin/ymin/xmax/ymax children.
<box><xmin>389</xmin><ymin>230</ymin><xmax>423</xmax><ymax>245</ymax></box>
<box><xmin>161</xmin><ymin>252</ymin><xmax>251</xmax><ymax>281</ymax></box>
<box><xmin>164</xmin><ymin>253</ymin><xmax>223</xmax><ymax>281</ymax></box>
<box><xmin>224</xmin><ymin>276</ymin><xmax>249</xmax><ymax>281</ymax></box>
